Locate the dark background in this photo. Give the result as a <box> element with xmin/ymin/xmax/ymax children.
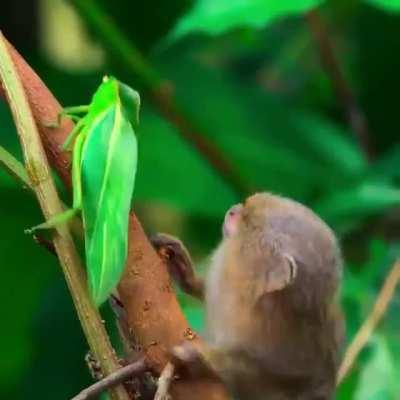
<box><xmin>1</xmin><ymin>0</ymin><xmax>400</xmax><ymax>398</ymax></box>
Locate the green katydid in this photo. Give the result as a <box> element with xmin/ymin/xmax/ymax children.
<box><xmin>27</xmin><ymin>76</ymin><xmax>140</xmax><ymax>306</ymax></box>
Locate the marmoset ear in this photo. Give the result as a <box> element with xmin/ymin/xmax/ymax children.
<box><xmin>252</xmin><ymin>244</ymin><xmax>298</xmax><ymax>299</ymax></box>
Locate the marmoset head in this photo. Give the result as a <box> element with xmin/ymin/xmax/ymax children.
<box><xmin>222</xmin><ymin>192</ymin><xmax>342</xmax><ymax>305</ymax></box>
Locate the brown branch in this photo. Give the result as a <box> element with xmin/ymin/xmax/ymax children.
<box><xmin>0</xmin><ymin>39</ymin><xmax>229</xmax><ymax>400</ymax></box>
<box><xmin>337</xmin><ymin>259</ymin><xmax>400</xmax><ymax>384</ymax></box>
<box><xmin>306</xmin><ymin>10</ymin><xmax>374</xmax><ymax>160</ymax></box>
<box><xmin>71</xmin><ymin>359</ymin><xmax>147</xmax><ymax>400</ymax></box>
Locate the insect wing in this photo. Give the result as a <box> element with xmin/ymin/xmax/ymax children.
<box><xmin>81</xmin><ymin>105</ymin><xmax>138</xmax><ymax>305</ymax></box>
<box><xmin>118</xmin><ymin>81</ymin><xmax>140</xmax><ymax>126</ymax></box>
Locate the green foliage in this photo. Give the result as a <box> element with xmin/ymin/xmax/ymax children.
<box><xmin>364</xmin><ymin>0</ymin><xmax>400</xmax><ymax>12</ymax></box>
<box><xmin>171</xmin><ymin>0</ymin><xmax>324</xmax><ymax>37</ymax></box>
<box><xmin>1</xmin><ymin>0</ymin><xmax>400</xmax><ymax>399</ymax></box>
<box><xmin>354</xmin><ymin>336</ymin><xmax>399</xmax><ymax>400</ymax></box>
<box><xmin>314</xmin><ymin>183</ymin><xmax>400</xmax><ymax>230</ymax></box>
<box><xmin>136</xmin><ymin>109</ymin><xmax>237</xmax><ymax>217</ymax></box>
<box><xmin>0</xmin><ymin>187</ymin><xmax>56</xmax><ymax>391</ymax></box>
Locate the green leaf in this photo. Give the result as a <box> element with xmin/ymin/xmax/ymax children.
<box><xmin>171</xmin><ymin>0</ymin><xmax>324</xmax><ymax>37</ymax></box>
<box><xmin>364</xmin><ymin>0</ymin><xmax>400</xmax><ymax>12</ymax></box>
<box><xmin>183</xmin><ymin>306</ymin><xmax>205</xmax><ymax>333</ymax></box>
<box><xmin>135</xmin><ymin>109</ymin><xmax>238</xmax><ymax>217</ymax></box>
<box><xmin>157</xmin><ymin>58</ymin><xmax>365</xmax><ymax>200</ymax></box>
<box><xmin>290</xmin><ymin>112</ymin><xmax>367</xmax><ymax>178</ymax></box>
<box><xmin>0</xmin><ymin>188</ymin><xmax>56</xmax><ymax>391</ymax></box>
<box><xmin>314</xmin><ymin>182</ymin><xmax>400</xmax><ymax>227</ymax></box>
<box><xmin>354</xmin><ymin>336</ymin><xmax>398</xmax><ymax>400</ymax></box>
<box><xmin>368</xmin><ymin>144</ymin><xmax>400</xmax><ymax>182</ymax></box>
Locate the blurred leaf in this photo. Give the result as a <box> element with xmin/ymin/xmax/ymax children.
<box><xmin>314</xmin><ymin>182</ymin><xmax>400</xmax><ymax>227</ymax></box>
<box><xmin>171</xmin><ymin>0</ymin><xmax>325</xmax><ymax>37</ymax></box>
<box><xmin>177</xmin><ymin>291</ymin><xmax>205</xmax><ymax>332</ymax></box>
<box><xmin>135</xmin><ymin>109</ymin><xmax>238</xmax><ymax>217</ymax></box>
<box><xmin>93</xmin><ymin>0</ymin><xmax>193</xmax><ymax>52</ymax></box>
<box><xmin>183</xmin><ymin>305</ymin><xmax>205</xmax><ymax>333</ymax></box>
<box><xmin>16</xmin><ymin>279</ymin><xmax>91</xmax><ymax>400</ymax></box>
<box><xmin>0</xmin><ymin>187</ymin><xmax>56</xmax><ymax>391</ymax></box>
<box><xmin>354</xmin><ymin>336</ymin><xmax>399</xmax><ymax>400</ymax></box>
<box><xmin>156</xmin><ymin>56</ymin><xmax>364</xmax><ymax>203</ymax></box>
<box><xmin>290</xmin><ymin>113</ymin><xmax>367</xmax><ymax>178</ymax></box>
<box><xmin>341</xmin><ymin>240</ymin><xmax>391</xmax><ymax>336</ymax></box>
<box><xmin>364</xmin><ymin>0</ymin><xmax>400</xmax><ymax>12</ymax></box>
<box><xmin>356</xmin><ymin>5</ymin><xmax>400</xmax><ymax>153</ymax></box>
<box><xmin>368</xmin><ymin>144</ymin><xmax>400</xmax><ymax>182</ymax></box>
<box><xmin>337</xmin><ymin>371</ymin><xmax>359</xmax><ymax>400</ymax></box>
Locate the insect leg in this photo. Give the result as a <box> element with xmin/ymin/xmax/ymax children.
<box><xmin>62</xmin><ymin>105</ymin><xmax>90</xmax><ymax>115</ymax></box>
<box><xmin>24</xmin><ymin>208</ymin><xmax>80</xmax><ymax>234</ymax></box>
<box><xmin>60</xmin><ymin>106</ymin><xmax>90</xmax><ymax>130</ymax></box>
<box><xmin>25</xmin><ymin>127</ymin><xmax>87</xmax><ymax>234</ymax></box>
<box><xmin>71</xmin><ymin>128</ymin><xmax>87</xmax><ymax>209</ymax></box>
<box><xmin>62</xmin><ymin>119</ymin><xmax>85</xmax><ymax>151</ymax></box>
<box><xmin>44</xmin><ymin>106</ymin><xmax>89</xmax><ymax>129</ymax></box>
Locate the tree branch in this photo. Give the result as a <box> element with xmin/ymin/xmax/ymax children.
<box><xmin>306</xmin><ymin>10</ymin><xmax>374</xmax><ymax>160</ymax></box>
<box><xmin>0</xmin><ymin>36</ymin><xmax>229</xmax><ymax>400</ymax></box>
<box><xmin>71</xmin><ymin>359</ymin><xmax>147</xmax><ymax>400</ymax></box>
<box><xmin>337</xmin><ymin>259</ymin><xmax>400</xmax><ymax>384</ymax></box>
<box><xmin>0</xmin><ymin>32</ymin><xmax>130</xmax><ymax>400</ymax></box>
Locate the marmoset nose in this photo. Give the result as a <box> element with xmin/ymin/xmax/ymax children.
<box><xmin>223</xmin><ymin>204</ymin><xmax>243</xmax><ymax>237</ymax></box>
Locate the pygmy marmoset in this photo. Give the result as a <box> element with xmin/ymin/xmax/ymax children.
<box><xmin>152</xmin><ymin>192</ymin><xmax>344</xmax><ymax>400</ymax></box>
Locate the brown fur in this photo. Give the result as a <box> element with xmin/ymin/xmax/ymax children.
<box><xmin>155</xmin><ymin>193</ymin><xmax>344</xmax><ymax>400</ymax></box>
<box><xmin>202</xmin><ymin>193</ymin><xmax>344</xmax><ymax>400</ymax></box>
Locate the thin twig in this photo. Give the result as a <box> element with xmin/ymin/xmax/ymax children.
<box><xmin>69</xmin><ymin>0</ymin><xmax>248</xmax><ymax>197</ymax></box>
<box><xmin>306</xmin><ymin>10</ymin><xmax>374</xmax><ymax>160</ymax></box>
<box><xmin>154</xmin><ymin>362</ymin><xmax>175</xmax><ymax>400</ymax></box>
<box><xmin>0</xmin><ymin>31</ymin><xmax>130</xmax><ymax>400</ymax></box>
<box><xmin>71</xmin><ymin>358</ymin><xmax>147</xmax><ymax>400</ymax></box>
<box><xmin>337</xmin><ymin>260</ymin><xmax>400</xmax><ymax>384</ymax></box>
<box><xmin>0</xmin><ymin>145</ymin><xmax>31</xmax><ymax>188</ymax></box>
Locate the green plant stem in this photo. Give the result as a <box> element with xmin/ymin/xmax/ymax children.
<box><xmin>69</xmin><ymin>0</ymin><xmax>249</xmax><ymax>197</ymax></box>
<box><xmin>0</xmin><ymin>145</ymin><xmax>31</xmax><ymax>188</ymax></box>
<box><xmin>0</xmin><ymin>32</ymin><xmax>130</xmax><ymax>400</ymax></box>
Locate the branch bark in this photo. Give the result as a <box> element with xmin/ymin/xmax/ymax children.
<box><xmin>306</xmin><ymin>10</ymin><xmax>374</xmax><ymax>160</ymax></box>
<box><xmin>0</xmin><ymin>38</ymin><xmax>229</xmax><ymax>400</ymax></box>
